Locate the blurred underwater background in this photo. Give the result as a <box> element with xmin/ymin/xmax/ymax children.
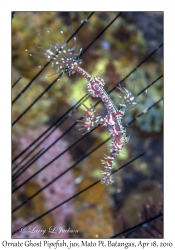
<box><xmin>12</xmin><ymin>12</ymin><xmax>163</xmax><ymax>238</ymax></box>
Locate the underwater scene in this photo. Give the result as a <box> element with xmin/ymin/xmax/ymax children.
<box><xmin>12</xmin><ymin>12</ymin><xmax>163</xmax><ymax>239</ymax></box>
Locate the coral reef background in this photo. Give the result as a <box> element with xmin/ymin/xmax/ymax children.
<box><xmin>12</xmin><ymin>12</ymin><xmax>163</xmax><ymax>238</ymax></box>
